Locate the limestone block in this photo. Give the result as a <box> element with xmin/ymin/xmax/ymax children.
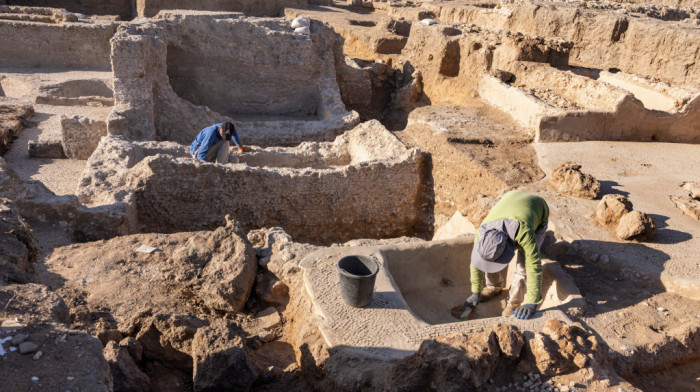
<box><xmin>616</xmin><ymin>211</ymin><xmax>656</xmax><ymax>241</ymax></box>
<box><xmin>595</xmin><ymin>194</ymin><xmax>633</xmax><ymax>225</ymax></box>
<box><xmin>548</xmin><ymin>162</ymin><xmax>600</xmax><ymax>200</ymax></box>
<box><xmin>61</xmin><ymin>116</ymin><xmax>108</xmax><ymax>160</ymax></box>
<box><xmin>191</xmin><ymin>319</ymin><xmax>257</xmax><ymax>392</ymax></box>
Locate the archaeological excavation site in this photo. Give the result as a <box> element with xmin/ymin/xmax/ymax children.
<box><xmin>1</xmin><ymin>0</ymin><xmax>700</xmax><ymax>391</ymax></box>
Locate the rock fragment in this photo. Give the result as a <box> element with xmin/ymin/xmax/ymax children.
<box><xmin>595</xmin><ymin>194</ymin><xmax>633</xmax><ymax>225</ymax></box>
<box><xmin>548</xmin><ymin>162</ymin><xmax>601</xmax><ymax>199</ymax></box>
<box><xmin>616</xmin><ymin>211</ymin><xmax>656</xmax><ymax>241</ymax></box>
<box><xmin>681</xmin><ymin>181</ymin><xmax>700</xmax><ymax>199</ymax></box>
<box><xmin>493</xmin><ymin>323</ymin><xmax>525</xmax><ymax>359</ymax></box>
<box><xmin>19</xmin><ymin>341</ymin><xmax>39</xmax><ymax>354</ymax></box>
<box><xmin>191</xmin><ymin>320</ymin><xmax>257</xmax><ymax>392</ymax></box>
<box><xmin>103</xmin><ymin>341</ymin><xmax>151</xmax><ymax>391</ymax></box>
<box><xmin>11</xmin><ymin>333</ymin><xmax>29</xmax><ymax>345</ymax></box>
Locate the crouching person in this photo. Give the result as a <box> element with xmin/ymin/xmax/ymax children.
<box><xmin>190</xmin><ymin>122</ymin><xmax>248</xmax><ymax>164</ymax></box>
<box><xmin>462</xmin><ymin>190</ymin><xmax>549</xmax><ymax>320</ymax></box>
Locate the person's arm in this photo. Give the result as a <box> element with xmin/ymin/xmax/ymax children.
<box><xmin>470</xmin><ymin>263</ymin><xmax>485</xmax><ymax>298</ymax></box>
<box><xmin>516</xmin><ymin>227</ymin><xmax>543</xmax><ymax>305</ymax></box>
<box><xmin>231</xmin><ymin>128</ymin><xmax>243</xmax><ymax>148</ymax></box>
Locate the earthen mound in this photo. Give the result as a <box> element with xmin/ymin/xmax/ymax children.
<box><xmin>46</xmin><ymin>216</ymin><xmax>257</xmax><ymax>319</ymax></box>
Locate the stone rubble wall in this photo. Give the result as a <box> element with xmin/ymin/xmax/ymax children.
<box><xmin>135</xmin><ymin>0</ymin><xmax>308</xmax><ymax>18</ymax></box>
<box><xmin>109</xmin><ymin>11</ymin><xmax>359</xmax><ymax>146</ymax></box>
<box><xmin>417</xmin><ymin>1</ymin><xmax>700</xmax><ymax>87</ymax></box>
<box><xmin>78</xmin><ymin>121</ymin><xmax>423</xmax><ymax>244</ymax></box>
<box><xmin>0</xmin><ymin>7</ymin><xmax>118</xmax><ymax>69</ymax></box>
<box><xmin>479</xmin><ymin>61</ymin><xmax>700</xmax><ymax>143</ymax></box>
<box><xmin>2</xmin><ymin>0</ymin><xmax>132</xmax><ymax>20</ymax></box>
<box><xmin>385</xmin><ymin>21</ymin><xmax>572</xmax><ymax>107</ymax></box>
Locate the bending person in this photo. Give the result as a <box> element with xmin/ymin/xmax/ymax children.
<box><xmin>190</xmin><ymin>122</ymin><xmax>248</xmax><ymax>164</ymax></box>
<box><xmin>463</xmin><ymin>190</ymin><xmax>549</xmax><ymax>320</ymax></box>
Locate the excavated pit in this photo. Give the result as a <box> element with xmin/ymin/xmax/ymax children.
<box><xmin>301</xmin><ymin>236</ymin><xmax>581</xmax><ymax>359</ymax></box>
<box><xmin>109</xmin><ymin>11</ymin><xmax>359</xmax><ymax>146</ymax></box>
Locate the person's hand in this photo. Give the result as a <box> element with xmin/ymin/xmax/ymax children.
<box><xmin>465</xmin><ymin>292</ymin><xmax>481</xmax><ymax>307</ymax></box>
<box><xmin>238</xmin><ymin>146</ymin><xmax>250</xmax><ymax>152</ymax></box>
<box><xmin>459</xmin><ymin>293</ymin><xmax>481</xmax><ymax>319</ymax></box>
<box><xmin>512</xmin><ymin>303</ymin><xmax>537</xmax><ymax>319</ymax></box>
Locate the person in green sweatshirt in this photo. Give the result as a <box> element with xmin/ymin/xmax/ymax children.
<box><xmin>462</xmin><ymin>190</ymin><xmax>549</xmax><ymax>320</ymax></box>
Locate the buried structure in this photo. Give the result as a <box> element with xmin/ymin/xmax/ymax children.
<box><xmin>76</xmin><ymin>120</ymin><xmax>424</xmax><ymax>244</ymax></box>
<box><xmin>0</xmin><ymin>1</ymin><xmax>700</xmax><ymax>392</ymax></box>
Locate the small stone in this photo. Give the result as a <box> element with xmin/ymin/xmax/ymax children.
<box><xmin>258</xmin><ymin>330</ymin><xmax>276</xmax><ymax>343</ymax></box>
<box><xmin>589</xmin><ymin>253</ymin><xmax>599</xmax><ymax>262</ymax></box>
<box><xmin>31</xmin><ymin>377</ymin><xmax>39</xmax><ymax>382</ymax></box>
<box><xmin>19</xmin><ymin>341</ymin><xmax>39</xmax><ymax>354</ymax></box>
<box><xmin>254</xmin><ymin>307</ymin><xmax>282</xmax><ymax>330</ymax></box>
<box><xmin>570</xmin><ymin>381</ymin><xmax>576</xmax><ymax>387</ymax></box>
<box><xmin>11</xmin><ymin>333</ymin><xmax>29</xmax><ymax>345</ymax></box>
<box><xmin>9</xmin><ymin>346</ymin><xmax>16</xmax><ymax>352</ymax></box>
<box><xmin>67</xmin><ymin>376</ymin><xmax>75</xmax><ymax>381</ymax></box>
<box><xmin>32</xmin><ymin>350</ymin><xmax>42</xmax><ymax>360</ymax></box>
<box><xmin>600</xmin><ymin>255</ymin><xmax>609</xmax><ymax>264</ymax></box>
<box><xmin>657</xmin><ymin>307</ymin><xmax>667</xmax><ymax>312</ymax></box>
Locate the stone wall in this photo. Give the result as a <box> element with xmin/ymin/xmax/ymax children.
<box><xmin>109</xmin><ymin>10</ymin><xmax>359</xmax><ymax>146</ymax></box>
<box><xmin>418</xmin><ymin>1</ymin><xmax>700</xmax><ymax>87</ymax></box>
<box><xmin>478</xmin><ymin>61</ymin><xmax>700</xmax><ymax>143</ymax></box>
<box><xmin>3</xmin><ymin>0</ymin><xmax>132</xmax><ymax>20</ymax></box>
<box><xmin>0</xmin><ymin>7</ymin><xmax>118</xmax><ymax>69</ymax></box>
<box><xmin>135</xmin><ymin>0</ymin><xmax>307</xmax><ymax>18</ymax></box>
<box><xmin>78</xmin><ymin>121</ymin><xmax>424</xmax><ymax>244</ymax></box>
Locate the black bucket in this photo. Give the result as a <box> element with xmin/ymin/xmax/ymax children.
<box><xmin>337</xmin><ymin>255</ymin><xmax>379</xmax><ymax>307</ymax></box>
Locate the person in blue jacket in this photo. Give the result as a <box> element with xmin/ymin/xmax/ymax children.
<box><xmin>189</xmin><ymin>122</ymin><xmax>248</xmax><ymax>164</ymax></box>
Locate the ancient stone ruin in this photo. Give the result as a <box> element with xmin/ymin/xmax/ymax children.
<box><xmin>1</xmin><ymin>1</ymin><xmax>699</xmax><ymax>391</ymax></box>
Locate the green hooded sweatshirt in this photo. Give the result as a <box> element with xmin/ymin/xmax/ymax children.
<box><xmin>470</xmin><ymin>190</ymin><xmax>549</xmax><ymax>304</ymax></box>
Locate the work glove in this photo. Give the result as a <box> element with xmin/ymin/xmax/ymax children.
<box><xmin>465</xmin><ymin>292</ymin><xmax>481</xmax><ymax>307</ymax></box>
<box><xmin>238</xmin><ymin>146</ymin><xmax>250</xmax><ymax>152</ymax></box>
<box><xmin>459</xmin><ymin>293</ymin><xmax>481</xmax><ymax>319</ymax></box>
<box><xmin>512</xmin><ymin>303</ymin><xmax>537</xmax><ymax>319</ymax></box>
